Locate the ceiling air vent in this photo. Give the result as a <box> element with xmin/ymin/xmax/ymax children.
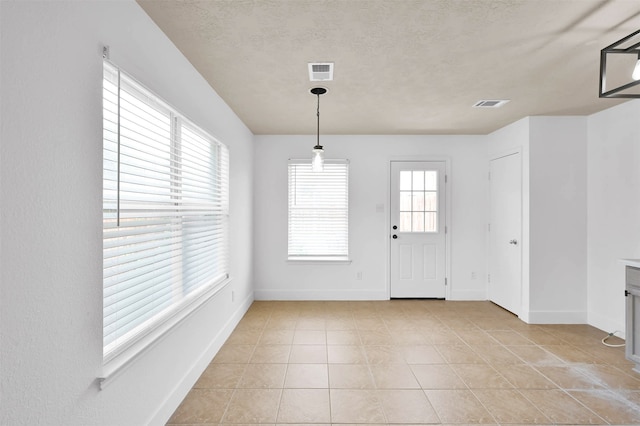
<box><xmin>308</xmin><ymin>62</ymin><xmax>334</xmax><ymax>81</ymax></box>
<box><xmin>473</xmin><ymin>100</ymin><xmax>510</xmax><ymax>108</ymax></box>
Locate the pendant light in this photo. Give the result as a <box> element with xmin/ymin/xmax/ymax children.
<box><xmin>633</xmin><ymin>53</ymin><xmax>640</xmax><ymax>81</ymax></box>
<box><xmin>310</xmin><ymin>87</ymin><xmax>327</xmax><ymax>172</ymax></box>
<box><xmin>599</xmin><ymin>29</ymin><xmax>640</xmax><ymax>98</ymax></box>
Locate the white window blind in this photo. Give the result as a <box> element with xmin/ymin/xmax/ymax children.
<box><xmin>288</xmin><ymin>160</ymin><xmax>349</xmax><ymax>260</ymax></box>
<box><xmin>102</xmin><ymin>62</ymin><xmax>229</xmax><ymax>362</ymax></box>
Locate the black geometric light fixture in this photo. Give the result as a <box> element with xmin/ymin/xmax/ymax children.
<box><xmin>599</xmin><ymin>29</ymin><xmax>640</xmax><ymax>98</ymax></box>
<box><xmin>309</xmin><ymin>87</ymin><xmax>327</xmax><ymax>172</ymax></box>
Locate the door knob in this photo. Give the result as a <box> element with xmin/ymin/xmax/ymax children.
<box><xmin>392</xmin><ymin>235</ymin><xmax>398</xmax><ymax>239</ymax></box>
<box><xmin>392</xmin><ymin>225</ymin><xmax>398</xmax><ymax>230</ymax></box>
<box><xmin>509</xmin><ymin>239</ymin><xmax>518</xmax><ymax>245</ymax></box>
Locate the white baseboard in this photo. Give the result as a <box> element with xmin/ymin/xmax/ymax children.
<box><xmin>149</xmin><ymin>291</ymin><xmax>254</xmax><ymax>425</ymax></box>
<box><xmin>588</xmin><ymin>310</ymin><xmax>626</xmax><ymax>335</ymax></box>
<box><xmin>448</xmin><ymin>289</ymin><xmax>487</xmax><ymax>300</ymax></box>
<box><xmin>255</xmin><ymin>288</ymin><xmax>489</xmax><ymax>301</ymax></box>
<box><xmin>524</xmin><ymin>310</ymin><xmax>587</xmax><ymax>324</ymax></box>
<box><xmin>254</xmin><ymin>289</ymin><xmax>388</xmax><ymax>301</ymax></box>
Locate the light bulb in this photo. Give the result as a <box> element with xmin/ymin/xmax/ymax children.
<box><xmin>312</xmin><ymin>146</ymin><xmax>324</xmax><ymax>172</ymax></box>
<box><xmin>633</xmin><ymin>58</ymin><xmax>640</xmax><ymax>81</ymax></box>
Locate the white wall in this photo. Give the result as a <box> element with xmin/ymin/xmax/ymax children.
<box><xmin>253</xmin><ymin>135</ymin><xmax>488</xmax><ymax>301</ymax></box>
<box><xmin>487</xmin><ymin>117</ymin><xmax>588</xmax><ymax>324</ymax></box>
<box><xmin>529</xmin><ymin>117</ymin><xmax>587</xmax><ymax>323</ymax></box>
<box><xmin>587</xmin><ymin>100</ymin><xmax>640</xmax><ymax>334</ymax></box>
<box><xmin>0</xmin><ymin>1</ymin><xmax>253</xmax><ymax>425</ymax></box>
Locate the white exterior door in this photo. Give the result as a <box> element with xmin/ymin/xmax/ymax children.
<box><xmin>489</xmin><ymin>153</ymin><xmax>522</xmax><ymax>315</ymax></box>
<box><xmin>390</xmin><ymin>161</ymin><xmax>446</xmax><ymax>298</ymax></box>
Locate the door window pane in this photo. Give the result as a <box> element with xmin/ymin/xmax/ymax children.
<box><xmin>425</xmin><ymin>212</ymin><xmax>437</xmax><ymax>232</ymax></box>
<box><xmin>399</xmin><ymin>212</ymin><xmax>412</xmax><ymax>232</ymax></box>
<box><xmin>412</xmin><ymin>192</ymin><xmax>425</xmax><ymax>211</ymax></box>
<box><xmin>400</xmin><ymin>171</ymin><xmax>412</xmax><ymax>190</ymax></box>
<box><xmin>400</xmin><ymin>192</ymin><xmax>412</xmax><ymax>211</ymax></box>
<box><xmin>412</xmin><ymin>171</ymin><xmax>424</xmax><ymax>191</ymax></box>
<box><xmin>412</xmin><ymin>212</ymin><xmax>425</xmax><ymax>232</ymax></box>
<box><xmin>425</xmin><ymin>171</ymin><xmax>437</xmax><ymax>190</ymax></box>
<box><xmin>425</xmin><ymin>192</ymin><xmax>437</xmax><ymax>211</ymax></box>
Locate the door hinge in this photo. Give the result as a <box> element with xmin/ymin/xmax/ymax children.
<box><xmin>488</xmin><ymin>223</ymin><xmax>491</xmax><ymax>232</ymax></box>
<box><xmin>445</xmin><ymin>226</ymin><xmax>448</xmax><ymax>234</ymax></box>
<box><xmin>488</xmin><ymin>171</ymin><xmax>491</xmax><ymax>180</ymax></box>
<box><xmin>445</xmin><ymin>175</ymin><xmax>448</xmax><ymax>183</ymax></box>
<box><xmin>487</xmin><ymin>274</ymin><xmax>491</xmax><ymax>283</ymax></box>
<box><xmin>626</xmin><ymin>289</ymin><xmax>631</xmax><ymax>297</ymax></box>
<box><xmin>445</xmin><ymin>278</ymin><xmax>448</xmax><ymax>286</ymax></box>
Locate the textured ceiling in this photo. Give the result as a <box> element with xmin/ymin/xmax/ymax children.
<box><xmin>137</xmin><ymin>0</ymin><xmax>640</xmax><ymax>135</ymax></box>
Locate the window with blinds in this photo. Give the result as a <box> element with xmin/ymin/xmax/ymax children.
<box><xmin>288</xmin><ymin>160</ymin><xmax>349</xmax><ymax>260</ymax></box>
<box><xmin>102</xmin><ymin>62</ymin><xmax>229</xmax><ymax>362</ymax></box>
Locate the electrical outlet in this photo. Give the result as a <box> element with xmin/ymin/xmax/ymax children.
<box><xmin>471</xmin><ymin>272</ymin><xmax>476</xmax><ymax>280</ymax></box>
<box><xmin>231</xmin><ymin>290</ymin><xmax>235</xmax><ymax>302</ymax></box>
<box><xmin>356</xmin><ymin>271</ymin><xmax>363</xmax><ymax>280</ymax></box>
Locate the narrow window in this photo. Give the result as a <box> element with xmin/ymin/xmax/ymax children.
<box><xmin>288</xmin><ymin>160</ymin><xmax>349</xmax><ymax>261</ymax></box>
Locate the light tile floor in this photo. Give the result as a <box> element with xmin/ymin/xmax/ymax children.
<box><xmin>167</xmin><ymin>300</ymin><xmax>640</xmax><ymax>425</ymax></box>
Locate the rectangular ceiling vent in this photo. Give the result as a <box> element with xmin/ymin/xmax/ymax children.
<box><xmin>308</xmin><ymin>62</ymin><xmax>334</xmax><ymax>81</ymax></box>
<box><xmin>473</xmin><ymin>99</ymin><xmax>510</xmax><ymax>108</ymax></box>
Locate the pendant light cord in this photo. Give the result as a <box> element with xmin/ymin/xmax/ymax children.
<box><xmin>316</xmin><ymin>93</ymin><xmax>320</xmax><ymax>147</ymax></box>
<box><xmin>309</xmin><ymin>86</ymin><xmax>326</xmax><ymax>150</ymax></box>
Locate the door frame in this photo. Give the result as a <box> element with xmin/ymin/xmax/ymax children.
<box><xmin>387</xmin><ymin>156</ymin><xmax>452</xmax><ymax>300</ymax></box>
<box><xmin>488</xmin><ymin>148</ymin><xmax>525</xmax><ymax>317</ymax></box>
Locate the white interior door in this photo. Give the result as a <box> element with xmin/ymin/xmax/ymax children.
<box><xmin>390</xmin><ymin>161</ymin><xmax>446</xmax><ymax>298</ymax></box>
<box><xmin>489</xmin><ymin>153</ymin><xmax>522</xmax><ymax>315</ymax></box>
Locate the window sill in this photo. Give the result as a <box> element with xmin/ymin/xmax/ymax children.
<box><xmin>287</xmin><ymin>257</ymin><xmax>352</xmax><ymax>265</ymax></box>
<box><xmin>98</xmin><ymin>277</ymin><xmax>232</xmax><ymax>390</ymax></box>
